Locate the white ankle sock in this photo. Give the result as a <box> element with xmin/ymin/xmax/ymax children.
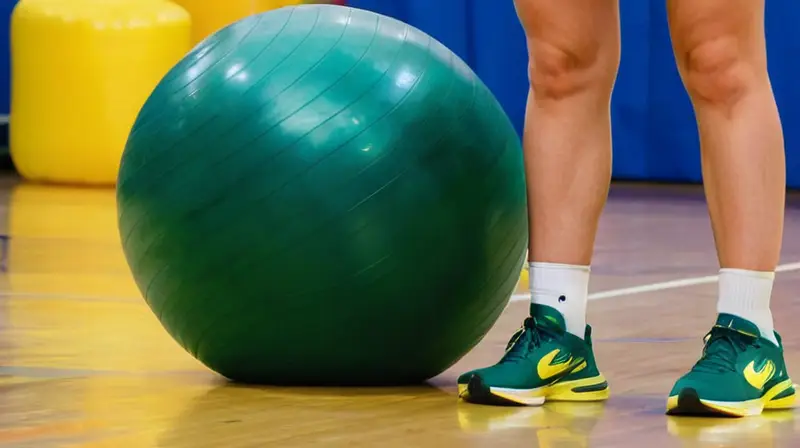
<box><xmin>529</xmin><ymin>262</ymin><xmax>590</xmax><ymax>338</ymax></box>
<box><xmin>717</xmin><ymin>268</ymin><xmax>778</xmax><ymax>345</ymax></box>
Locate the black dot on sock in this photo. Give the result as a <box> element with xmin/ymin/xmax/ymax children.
<box><xmin>558</xmin><ymin>295</ymin><xmax>566</xmax><ymax>303</ymax></box>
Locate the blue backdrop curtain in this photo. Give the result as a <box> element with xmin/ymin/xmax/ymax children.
<box><xmin>347</xmin><ymin>0</ymin><xmax>800</xmax><ymax>187</ymax></box>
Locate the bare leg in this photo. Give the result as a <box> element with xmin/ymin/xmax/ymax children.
<box><xmin>668</xmin><ymin>0</ymin><xmax>784</xmax><ymax>272</ymax></box>
<box><xmin>515</xmin><ymin>0</ymin><xmax>620</xmax><ymax>336</ymax></box>
<box><xmin>517</xmin><ymin>0</ymin><xmax>619</xmax><ymax>265</ymax></box>
<box><xmin>668</xmin><ymin>0</ymin><xmax>783</xmax><ymax>341</ymax></box>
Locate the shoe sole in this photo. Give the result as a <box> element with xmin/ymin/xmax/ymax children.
<box><xmin>666</xmin><ymin>379</ymin><xmax>797</xmax><ymax>417</ymax></box>
<box><xmin>458</xmin><ymin>374</ymin><xmax>610</xmax><ymax>406</ymax></box>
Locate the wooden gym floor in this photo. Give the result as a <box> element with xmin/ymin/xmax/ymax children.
<box><xmin>1</xmin><ymin>176</ymin><xmax>800</xmax><ymax>447</ymax></box>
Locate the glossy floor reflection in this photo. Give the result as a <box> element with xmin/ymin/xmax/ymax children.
<box><xmin>1</xmin><ymin>180</ymin><xmax>800</xmax><ymax>447</ymax></box>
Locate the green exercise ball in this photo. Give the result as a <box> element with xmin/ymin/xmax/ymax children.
<box><xmin>117</xmin><ymin>4</ymin><xmax>527</xmax><ymax>386</ymax></box>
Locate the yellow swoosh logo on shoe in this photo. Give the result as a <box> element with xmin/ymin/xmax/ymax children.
<box><xmin>537</xmin><ymin>349</ymin><xmax>574</xmax><ymax>380</ymax></box>
<box><xmin>743</xmin><ymin>359</ymin><xmax>776</xmax><ymax>390</ymax></box>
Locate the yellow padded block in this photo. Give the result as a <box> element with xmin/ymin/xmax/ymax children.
<box><xmin>10</xmin><ymin>0</ymin><xmax>191</xmax><ymax>185</ymax></box>
<box><xmin>173</xmin><ymin>0</ymin><xmax>309</xmax><ymax>45</ymax></box>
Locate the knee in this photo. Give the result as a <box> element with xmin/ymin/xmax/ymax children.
<box><xmin>678</xmin><ymin>36</ymin><xmax>761</xmax><ymax>106</ymax></box>
<box><xmin>527</xmin><ymin>39</ymin><xmax>619</xmax><ymax>102</ymax></box>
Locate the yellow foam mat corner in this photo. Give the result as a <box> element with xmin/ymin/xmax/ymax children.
<box><xmin>10</xmin><ymin>0</ymin><xmax>191</xmax><ymax>185</ymax></box>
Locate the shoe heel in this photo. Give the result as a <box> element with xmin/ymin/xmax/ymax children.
<box><xmin>765</xmin><ymin>393</ymin><xmax>796</xmax><ymax>410</ymax></box>
<box><xmin>546</xmin><ymin>375</ymin><xmax>610</xmax><ymax>402</ymax></box>
<box><xmin>763</xmin><ymin>380</ymin><xmax>796</xmax><ymax>410</ymax></box>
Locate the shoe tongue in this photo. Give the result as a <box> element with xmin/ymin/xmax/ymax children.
<box><xmin>714</xmin><ymin>313</ymin><xmax>761</xmax><ymax>338</ymax></box>
<box><xmin>529</xmin><ymin>304</ymin><xmax>567</xmax><ymax>332</ymax></box>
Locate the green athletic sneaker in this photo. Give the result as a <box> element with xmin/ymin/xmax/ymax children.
<box><xmin>667</xmin><ymin>313</ymin><xmax>796</xmax><ymax>417</ymax></box>
<box><xmin>458</xmin><ymin>304</ymin><xmax>609</xmax><ymax>406</ymax></box>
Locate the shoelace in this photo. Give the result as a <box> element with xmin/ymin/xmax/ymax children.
<box><xmin>501</xmin><ymin>317</ymin><xmax>560</xmax><ymax>363</ymax></box>
<box><xmin>692</xmin><ymin>327</ymin><xmax>754</xmax><ymax>373</ymax></box>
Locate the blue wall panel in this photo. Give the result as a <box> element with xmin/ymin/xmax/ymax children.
<box><xmin>468</xmin><ymin>1</ymin><xmax>527</xmax><ymax>135</ymax></box>
<box><xmin>345</xmin><ymin>0</ymin><xmax>471</xmax><ymax>63</ymax></box>
<box><xmin>611</xmin><ymin>0</ymin><xmax>652</xmax><ymax>180</ymax></box>
<box><xmin>644</xmin><ymin>0</ymin><xmax>701</xmax><ymax>182</ymax></box>
<box><xmin>765</xmin><ymin>1</ymin><xmax>800</xmax><ymax>190</ymax></box>
<box><xmin>348</xmin><ymin>0</ymin><xmax>800</xmax><ymax>188</ymax></box>
<box><xmin>0</xmin><ymin>0</ymin><xmax>13</xmax><ymax>151</ymax></box>
<box><xmin>0</xmin><ymin>0</ymin><xmax>11</xmax><ymax>117</ymax></box>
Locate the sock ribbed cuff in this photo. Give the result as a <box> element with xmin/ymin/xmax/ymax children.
<box><xmin>717</xmin><ymin>268</ymin><xmax>774</xmax><ymax>313</ymax></box>
<box><xmin>529</xmin><ymin>262</ymin><xmax>590</xmax><ymax>338</ymax></box>
<box><xmin>529</xmin><ymin>262</ymin><xmax>591</xmax><ymax>274</ymax></box>
<box><xmin>717</xmin><ymin>268</ymin><xmax>776</xmax><ymax>344</ymax></box>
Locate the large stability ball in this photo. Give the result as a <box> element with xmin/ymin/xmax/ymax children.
<box><xmin>117</xmin><ymin>4</ymin><xmax>527</xmax><ymax>386</ymax></box>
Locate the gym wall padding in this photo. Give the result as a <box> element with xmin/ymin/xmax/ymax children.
<box><xmin>347</xmin><ymin>0</ymin><xmax>800</xmax><ymax>188</ymax></box>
